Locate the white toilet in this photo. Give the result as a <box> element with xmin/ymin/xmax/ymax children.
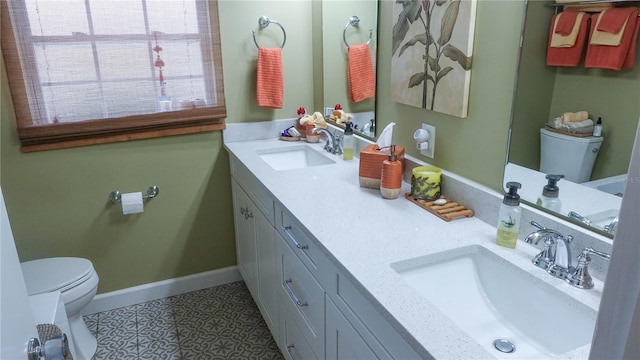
<box><xmin>21</xmin><ymin>257</ymin><xmax>99</xmax><ymax>360</ymax></box>
<box><xmin>540</xmin><ymin>127</ymin><xmax>604</xmax><ymax>183</ymax></box>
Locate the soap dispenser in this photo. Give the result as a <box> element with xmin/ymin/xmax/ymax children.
<box><xmin>496</xmin><ymin>182</ymin><xmax>522</xmax><ymax>249</ymax></box>
<box><xmin>380</xmin><ymin>145</ymin><xmax>402</xmax><ymax>199</ymax></box>
<box><xmin>536</xmin><ymin>174</ymin><xmax>564</xmax><ymax>212</ymax></box>
<box><xmin>593</xmin><ymin>117</ymin><xmax>602</xmax><ymax>137</ymax></box>
<box><xmin>343</xmin><ymin>121</ymin><xmax>354</xmax><ymax>160</ymax></box>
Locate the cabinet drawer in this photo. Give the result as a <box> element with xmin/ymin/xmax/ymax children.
<box><xmin>332</xmin><ymin>272</ymin><xmax>425</xmax><ymax>359</ymax></box>
<box><xmin>280</xmin><ymin>292</ymin><xmax>318</xmax><ymax>360</ymax></box>
<box><xmin>279</xmin><ymin>235</ymin><xmax>325</xmax><ymax>358</ymax></box>
<box><xmin>230</xmin><ymin>155</ymin><xmax>275</xmax><ymax>225</ymax></box>
<box><xmin>276</xmin><ymin>205</ymin><xmax>324</xmax><ymax>273</ymax></box>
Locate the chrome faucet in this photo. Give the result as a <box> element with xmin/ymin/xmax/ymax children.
<box><xmin>524</xmin><ymin>221</ymin><xmax>611</xmax><ymax>289</ymax></box>
<box><xmin>566</xmin><ymin>247</ymin><xmax>610</xmax><ymax>289</ymax></box>
<box><xmin>312</xmin><ymin>128</ymin><xmax>342</xmax><ymax>155</ymax></box>
<box><xmin>524</xmin><ymin>221</ymin><xmax>574</xmax><ymax>279</ymax></box>
<box><xmin>567</xmin><ymin>211</ymin><xmax>592</xmax><ymax>226</ymax></box>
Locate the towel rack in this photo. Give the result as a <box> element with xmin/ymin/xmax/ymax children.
<box><xmin>252</xmin><ymin>16</ymin><xmax>286</xmax><ymax>49</ymax></box>
<box><xmin>343</xmin><ymin>15</ymin><xmax>373</xmax><ymax>48</ymax></box>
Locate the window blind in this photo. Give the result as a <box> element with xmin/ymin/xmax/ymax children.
<box><xmin>1</xmin><ymin>0</ymin><xmax>226</xmax><ymax>152</ymax></box>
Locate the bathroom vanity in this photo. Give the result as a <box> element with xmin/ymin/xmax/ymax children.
<box><xmin>224</xmin><ymin>123</ymin><xmax>608</xmax><ymax>359</ymax></box>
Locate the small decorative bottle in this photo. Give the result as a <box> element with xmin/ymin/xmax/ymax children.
<box><xmin>343</xmin><ymin>122</ymin><xmax>354</xmax><ymax>160</ymax></box>
<box><xmin>593</xmin><ymin>117</ymin><xmax>602</xmax><ymax>137</ymax></box>
<box><xmin>380</xmin><ymin>145</ymin><xmax>403</xmax><ymax>199</ymax></box>
<box><xmin>158</xmin><ymin>81</ymin><xmax>172</xmax><ymax>111</ymax></box>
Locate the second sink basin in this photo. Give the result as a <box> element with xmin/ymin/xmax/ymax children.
<box><xmin>257</xmin><ymin>144</ymin><xmax>335</xmax><ymax>171</ymax></box>
<box><xmin>391</xmin><ymin>245</ymin><xmax>596</xmax><ymax>358</ymax></box>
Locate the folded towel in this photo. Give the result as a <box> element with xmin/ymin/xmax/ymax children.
<box><xmin>597</xmin><ymin>7</ymin><xmax>637</xmax><ymax>33</ymax></box>
<box><xmin>622</xmin><ymin>19</ymin><xmax>640</xmax><ymax>69</ymax></box>
<box><xmin>347</xmin><ymin>44</ymin><xmax>375</xmax><ymax>103</ymax></box>
<box><xmin>256</xmin><ymin>47</ymin><xmax>284</xmax><ymax>109</ymax></box>
<box><xmin>551</xmin><ymin>12</ymin><xmax>586</xmax><ymax>47</ymax></box>
<box><xmin>547</xmin><ymin>119</ymin><xmax>594</xmax><ymax>134</ymax></box>
<box><xmin>546</xmin><ymin>13</ymin><xmax>589</xmax><ymax>66</ymax></box>
<box><xmin>562</xmin><ymin>111</ymin><xmax>589</xmax><ymax>122</ymax></box>
<box><xmin>555</xmin><ymin>10</ymin><xmax>580</xmax><ymax>36</ymax></box>
<box><xmin>591</xmin><ymin>9</ymin><xmax>631</xmax><ymax>46</ymax></box>
<box><xmin>585</xmin><ymin>10</ymin><xmax>639</xmax><ymax>70</ymax></box>
<box><xmin>563</xmin><ymin>119</ymin><xmax>594</xmax><ymax>129</ymax></box>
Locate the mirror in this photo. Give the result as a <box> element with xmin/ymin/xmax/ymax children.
<box><xmin>505</xmin><ymin>0</ymin><xmax>640</xmax><ymax>238</ymax></box>
<box><xmin>316</xmin><ymin>0</ymin><xmax>378</xmax><ymax>138</ymax></box>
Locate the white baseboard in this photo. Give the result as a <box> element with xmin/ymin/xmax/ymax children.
<box><xmin>83</xmin><ymin>266</ymin><xmax>242</xmax><ymax>315</ymax></box>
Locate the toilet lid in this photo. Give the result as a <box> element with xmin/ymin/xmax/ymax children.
<box><xmin>21</xmin><ymin>257</ymin><xmax>95</xmax><ymax>295</ymax></box>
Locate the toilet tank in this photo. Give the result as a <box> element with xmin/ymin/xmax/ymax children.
<box><xmin>539</xmin><ymin>128</ymin><xmax>603</xmax><ymax>183</ymax></box>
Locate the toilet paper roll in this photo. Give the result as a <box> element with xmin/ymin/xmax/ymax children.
<box><xmin>121</xmin><ymin>192</ymin><xmax>144</xmax><ymax>215</ymax></box>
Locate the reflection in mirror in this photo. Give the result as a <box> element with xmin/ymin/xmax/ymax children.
<box><xmin>319</xmin><ymin>0</ymin><xmax>378</xmax><ymax>139</ymax></box>
<box><xmin>505</xmin><ymin>0</ymin><xmax>640</xmax><ymax>238</ymax></box>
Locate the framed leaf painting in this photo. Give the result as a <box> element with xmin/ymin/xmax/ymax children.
<box><xmin>391</xmin><ymin>0</ymin><xmax>477</xmax><ymax>118</ymax></box>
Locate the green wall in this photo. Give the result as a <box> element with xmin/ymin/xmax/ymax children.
<box><xmin>1</xmin><ymin>0</ymin><xmax>524</xmax><ymax>294</ymax></box>
<box><xmin>376</xmin><ymin>0</ymin><xmax>525</xmax><ymax>189</ymax></box>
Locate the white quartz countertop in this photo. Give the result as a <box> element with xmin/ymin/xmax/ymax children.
<box><xmin>224</xmin><ymin>137</ymin><xmax>602</xmax><ymax>359</ymax></box>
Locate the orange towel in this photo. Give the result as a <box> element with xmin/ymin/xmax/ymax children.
<box><xmin>256</xmin><ymin>47</ymin><xmax>284</xmax><ymax>109</ymax></box>
<box><xmin>591</xmin><ymin>11</ymin><xmax>629</xmax><ymax>46</ymax></box>
<box><xmin>551</xmin><ymin>12</ymin><xmax>586</xmax><ymax>47</ymax></box>
<box><xmin>597</xmin><ymin>7</ymin><xmax>637</xmax><ymax>33</ymax></box>
<box><xmin>347</xmin><ymin>44</ymin><xmax>375</xmax><ymax>103</ymax></box>
<box><xmin>555</xmin><ymin>11</ymin><xmax>580</xmax><ymax>36</ymax></box>
<box><xmin>585</xmin><ymin>10</ymin><xmax>639</xmax><ymax>70</ymax></box>
<box><xmin>546</xmin><ymin>13</ymin><xmax>589</xmax><ymax>67</ymax></box>
<box><xmin>622</xmin><ymin>19</ymin><xmax>640</xmax><ymax>69</ymax></box>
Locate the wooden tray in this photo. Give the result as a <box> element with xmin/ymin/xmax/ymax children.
<box><xmin>405</xmin><ymin>193</ymin><xmax>474</xmax><ymax>222</ymax></box>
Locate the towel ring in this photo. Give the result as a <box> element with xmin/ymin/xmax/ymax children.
<box><xmin>252</xmin><ymin>16</ymin><xmax>286</xmax><ymax>49</ymax></box>
<box><xmin>343</xmin><ymin>15</ymin><xmax>373</xmax><ymax>48</ymax></box>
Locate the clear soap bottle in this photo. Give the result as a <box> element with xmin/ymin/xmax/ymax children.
<box><xmin>343</xmin><ymin>121</ymin><xmax>354</xmax><ymax>160</ymax></box>
<box><xmin>158</xmin><ymin>81</ymin><xmax>172</xmax><ymax>111</ymax></box>
<box><xmin>496</xmin><ymin>182</ymin><xmax>522</xmax><ymax>249</ymax></box>
<box><xmin>536</xmin><ymin>174</ymin><xmax>564</xmax><ymax>213</ymax></box>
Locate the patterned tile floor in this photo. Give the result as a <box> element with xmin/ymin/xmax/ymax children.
<box><xmin>83</xmin><ymin>281</ymin><xmax>283</xmax><ymax>360</ymax></box>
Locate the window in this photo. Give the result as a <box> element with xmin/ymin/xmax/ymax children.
<box><xmin>1</xmin><ymin>0</ymin><xmax>226</xmax><ymax>152</ymax></box>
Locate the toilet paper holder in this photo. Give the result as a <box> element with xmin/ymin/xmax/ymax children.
<box><xmin>109</xmin><ymin>186</ymin><xmax>159</xmax><ymax>203</ymax></box>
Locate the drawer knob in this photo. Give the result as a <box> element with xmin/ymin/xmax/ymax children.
<box><xmin>284</xmin><ymin>279</ymin><xmax>308</xmax><ymax>307</ymax></box>
<box><xmin>240</xmin><ymin>207</ymin><xmax>253</xmax><ymax>220</ymax></box>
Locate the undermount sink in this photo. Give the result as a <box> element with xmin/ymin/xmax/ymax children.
<box><xmin>257</xmin><ymin>144</ymin><xmax>335</xmax><ymax>171</ymax></box>
<box><xmin>391</xmin><ymin>245</ymin><xmax>596</xmax><ymax>358</ymax></box>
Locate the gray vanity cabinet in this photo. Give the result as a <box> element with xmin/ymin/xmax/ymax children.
<box><xmin>229</xmin><ymin>154</ymin><xmax>421</xmax><ymax>359</ymax></box>
<box><xmin>230</xmin><ymin>177</ymin><xmax>278</xmax><ymax>338</ymax></box>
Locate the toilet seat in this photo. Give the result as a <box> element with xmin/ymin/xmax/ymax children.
<box><xmin>21</xmin><ymin>257</ymin><xmax>95</xmax><ymax>295</ymax></box>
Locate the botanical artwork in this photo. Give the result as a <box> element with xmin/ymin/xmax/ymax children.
<box><xmin>391</xmin><ymin>0</ymin><xmax>477</xmax><ymax>118</ymax></box>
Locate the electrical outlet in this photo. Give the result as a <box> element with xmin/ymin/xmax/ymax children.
<box><xmin>421</xmin><ymin>123</ymin><xmax>435</xmax><ymax>158</ymax></box>
<box><xmin>324</xmin><ymin>107</ymin><xmax>334</xmax><ymax>117</ymax></box>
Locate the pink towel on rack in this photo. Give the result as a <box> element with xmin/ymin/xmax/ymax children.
<box><xmin>597</xmin><ymin>7</ymin><xmax>637</xmax><ymax>33</ymax></box>
<box><xmin>585</xmin><ymin>10</ymin><xmax>639</xmax><ymax>70</ymax></box>
<box><xmin>256</xmin><ymin>47</ymin><xmax>284</xmax><ymax>109</ymax></box>
<box><xmin>622</xmin><ymin>18</ymin><xmax>640</xmax><ymax>69</ymax></box>
<box><xmin>555</xmin><ymin>10</ymin><xmax>580</xmax><ymax>35</ymax></box>
<box><xmin>546</xmin><ymin>13</ymin><xmax>589</xmax><ymax>67</ymax></box>
<box><xmin>347</xmin><ymin>44</ymin><xmax>375</xmax><ymax>103</ymax></box>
